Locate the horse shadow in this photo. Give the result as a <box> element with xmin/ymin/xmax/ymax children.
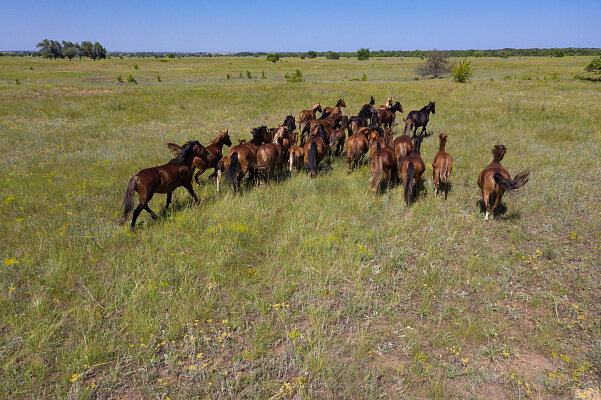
<box><xmin>475</xmin><ymin>198</ymin><xmax>520</xmax><ymax>220</ymax></box>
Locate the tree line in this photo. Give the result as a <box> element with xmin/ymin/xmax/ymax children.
<box><xmin>35</xmin><ymin>40</ymin><xmax>107</xmax><ymax>61</ymax></box>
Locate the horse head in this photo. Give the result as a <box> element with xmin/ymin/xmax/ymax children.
<box><xmin>428</xmin><ymin>101</ymin><xmax>436</xmax><ymax>114</ymax></box>
<box><xmin>492</xmin><ymin>144</ymin><xmax>506</xmax><ymax>161</ymax></box>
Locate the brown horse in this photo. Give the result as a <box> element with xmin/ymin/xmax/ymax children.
<box><xmin>323</xmin><ymin>99</ymin><xmax>346</xmax><ymax>114</ymax></box>
<box><xmin>400</xmin><ymin>135</ymin><xmax>426</xmax><ymax>206</ymax></box>
<box><xmin>378</xmin><ymin>97</ymin><xmax>393</xmax><ymax>110</ymax></box>
<box><xmin>406</xmin><ymin>101</ymin><xmax>435</xmax><ymax>137</ymax></box>
<box><xmin>394</xmin><ymin>118</ymin><xmax>414</xmax><ymax>179</ymax></box>
<box><xmin>361</xmin><ymin>96</ymin><xmax>376</xmax><ymax>110</ymax></box>
<box><xmin>477</xmin><ymin>145</ymin><xmax>530</xmax><ymax>221</ymax></box>
<box><xmin>347</xmin><ymin>104</ymin><xmax>376</xmax><ymax>137</ymax></box>
<box><xmin>304</xmin><ymin>125</ymin><xmax>328</xmax><ymax>178</ymax></box>
<box><xmin>369</xmin><ymin>127</ymin><xmax>393</xmax><ymax>157</ymax></box>
<box><xmin>329</xmin><ymin>116</ymin><xmax>348</xmax><ymax>156</ymax></box>
<box><xmin>376</xmin><ymin>102</ymin><xmax>403</xmax><ymax>128</ymax></box>
<box><xmin>370</xmin><ymin>142</ymin><xmax>397</xmax><ymax>193</ymax></box>
<box><xmin>216</xmin><ymin>126</ymin><xmax>270</xmax><ymax>193</ymax></box>
<box><xmin>288</xmin><ymin>143</ymin><xmax>305</xmax><ymax>172</ymax></box>
<box><xmin>120</xmin><ymin>141</ymin><xmax>210</xmax><ymax>229</ymax></box>
<box><xmin>432</xmin><ymin>133</ymin><xmax>453</xmax><ymax>199</ymax></box>
<box><xmin>298</xmin><ymin>103</ymin><xmax>321</xmax><ymax>134</ymax></box>
<box><xmin>256</xmin><ymin>126</ymin><xmax>289</xmax><ymax>186</ymax></box>
<box><xmin>346</xmin><ymin>127</ymin><xmax>371</xmax><ymax>173</ymax></box>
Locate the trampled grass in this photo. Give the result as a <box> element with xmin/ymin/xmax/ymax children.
<box><xmin>1</xmin><ymin>55</ymin><xmax>600</xmax><ymax>399</ymax></box>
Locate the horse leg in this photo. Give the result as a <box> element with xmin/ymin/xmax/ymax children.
<box><xmin>130</xmin><ymin>204</ymin><xmax>144</xmax><ymax>230</ymax></box>
<box><xmin>184</xmin><ymin>182</ymin><xmax>200</xmax><ymax>204</ymax></box>
<box><xmin>413</xmin><ymin>125</ymin><xmax>417</xmax><ymax>138</ymax></box>
<box><xmin>491</xmin><ymin>189</ymin><xmax>504</xmax><ymax>219</ymax></box>
<box><xmin>421</xmin><ymin>125</ymin><xmax>427</xmax><ymax>136</ymax></box>
<box><xmin>144</xmin><ymin>203</ymin><xmax>158</xmax><ymax>220</ymax></box>
<box><xmin>163</xmin><ymin>192</ymin><xmax>172</xmax><ymax>215</ymax></box>
<box><xmin>483</xmin><ymin>189</ymin><xmax>491</xmax><ymax>221</ymax></box>
<box><xmin>216</xmin><ymin>169</ymin><xmax>222</xmax><ymax>193</ymax></box>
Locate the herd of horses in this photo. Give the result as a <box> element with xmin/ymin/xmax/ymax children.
<box><xmin>120</xmin><ymin>97</ymin><xmax>530</xmax><ymax>229</ymax></box>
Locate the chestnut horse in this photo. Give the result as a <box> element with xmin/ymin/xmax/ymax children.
<box><xmin>376</xmin><ymin>102</ymin><xmax>403</xmax><ymax>128</ymax></box>
<box><xmin>400</xmin><ymin>135</ymin><xmax>425</xmax><ymax>206</ymax></box>
<box><xmin>216</xmin><ymin>126</ymin><xmax>270</xmax><ymax>193</ymax></box>
<box><xmin>323</xmin><ymin>99</ymin><xmax>346</xmax><ymax>114</ymax></box>
<box><xmin>329</xmin><ymin>116</ymin><xmax>348</xmax><ymax>156</ymax></box>
<box><xmin>346</xmin><ymin>127</ymin><xmax>371</xmax><ymax>173</ymax></box>
<box><xmin>406</xmin><ymin>101</ymin><xmax>435</xmax><ymax>137</ymax></box>
<box><xmin>369</xmin><ymin>127</ymin><xmax>393</xmax><ymax>157</ymax></box>
<box><xmin>432</xmin><ymin>133</ymin><xmax>453</xmax><ymax>199</ymax></box>
<box><xmin>298</xmin><ymin>103</ymin><xmax>322</xmax><ymax>134</ymax></box>
<box><xmin>304</xmin><ymin>125</ymin><xmax>328</xmax><ymax>178</ymax></box>
<box><xmin>288</xmin><ymin>143</ymin><xmax>305</xmax><ymax>172</ymax></box>
<box><xmin>256</xmin><ymin>126</ymin><xmax>289</xmax><ymax>186</ymax></box>
<box><xmin>370</xmin><ymin>142</ymin><xmax>397</xmax><ymax>193</ymax></box>
<box><xmin>477</xmin><ymin>144</ymin><xmax>530</xmax><ymax>221</ymax></box>
<box><xmin>394</xmin><ymin>118</ymin><xmax>414</xmax><ymax>179</ymax></box>
<box><xmin>120</xmin><ymin>140</ymin><xmax>210</xmax><ymax>229</ymax></box>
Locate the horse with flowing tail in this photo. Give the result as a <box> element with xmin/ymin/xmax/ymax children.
<box><xmin>256</xmin><ymin>126</ymin><xmax>289</xmax><ymax>186</ymax></box>
<box><xmin>216</xmin><ymin>126</ymin><xmax>270</xmax><ymax>193</ymax></box>
<box><xmin>432</xmin><ymin>133</ymin><xmax>453</xmax><ymax>199</ymax></box>
<box><xmin>400</xmin><ymin>135</ymin><xmax>425</xmax><ymax>206</ymax></box>
<box><xmin>406</xmin><ymin>101</ymin><xmax>435</xmax><ymax>137</ymax></box>
<box><xmin>304</xmin><ymin>125</ymin><xmax>328</xmax><ymax>178</ymax></box>
<box><xmin>394</xmin><ymin>118</ymin><xmax>414</xmax><ymax>179</ymax></box>
<box><xmin>120</xmin><ymin>140</ymin><xmax>210</xmax><ymax>230</ymax></box>
<box><xmin>370</xmin><ymin>141</ymin><xmax>397</xmax><ymax>193</ymax></box>
<box><xmin>477</xmin><ymin>144</ymin><xmax>530</xmax><ymax>221</ymax></box>
<box><xmin>288</xmin><ymin>143</ymin><xmax>305</xmax><ymax>172</ymax></box>
<box><xmin>298</xmin><ymin>103</ymin><xmax>322</xmax><ymax>134</ymax></box>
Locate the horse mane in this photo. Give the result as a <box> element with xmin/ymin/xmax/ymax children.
<box><xmin>315</xmin><ymin>125</ymin><xmax>328</xmax><ymax>143</ymax></box>
<box><xmin>336</xmin><ymin>99</ymin><xmax>343</xmax><ymax>107</ymax></box>
<box><xmin>166</xmin><ymin>142</ymin><xmax>182</xmax><ymax>157</ymax></box>
<box><xmin>492</xmin><ymin>144</ymin><xmax>506</xmax><ymax>161</ymax></box>
<box><xmin>250</xmin><ymin>126</ymin><xmax>267</xmax><ymax>145</ymax></box>
<box><xmin>311</xmin><ymin>103</ymin><xmax>321</xmax><ymax>111</ymax></box>
<box><xmin>320</xmin><ymin>110</ymin><xmax>331</xmax><ymax>119</ymax></box>
<box><xmin>211</xmin><ymin>131</ymin><xmax>228</xmax><ymax>145</ymax></box>
<box><xmin>171</xmin><ymin>140</ymin><xmax>200</xmax><ymax>165</ymax></box>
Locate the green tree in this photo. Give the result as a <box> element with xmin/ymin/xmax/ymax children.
<box><xmin>36</xmin><ymin>39</ymin><xmax>63</xmax><ymax>59</ymax></box>
<box><xmin>93</xmin><ymin>42</ymin><xmax>107</xmax><ymax>61</ymax></box>
<box><xmin>79</xmin><ymin>41</ymin><xmax>93</xmax><ymax>59</ymax></box>
<box><xmin>266</xmin><ymin>53</ymin><xmax>279</xmax><ymax>63</ymax></box>
<box><xmin>474</xmin><ymin>50</ymin><xmax>484</xmax><ymax>58</ymax></box>
<box><xmin>553</xmin><ymin>48</ymin><xmax>565</xmax><ymax>58</ymax></box>
<box><xmin>61</xmin><ymin>41</ymin><xmax>77</xmax><ymax>61</ymax></box>
<box><xmin>451</xmin><ymin>58</ymin><xmax>473</xmax><ymax>82</ymax></box>
<box><xmin>357</xmin><ymin>48</ymin><xmax>370</xmax><ymax>61</ymax></box>
<box><xmin>325</xmin><ymin>51</ymin><xmax>340</xmax><ymax>60</ymax></box>
<box><xmin>305</xmin><ymin>51</ymin><xmax>317</xmax><ymax>59</ymax></box>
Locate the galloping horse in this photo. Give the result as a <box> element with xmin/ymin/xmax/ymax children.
<box><xmin>400</xmin><ymin>135</ymin><xmax>425</xmax><ymax>206</ymax></box>
<box><xmin>304</xmin><ymin>125</ymin><xmax>328</xmax><ymax>178</ymax></box>
<box><xmin>370</xmin><ymin>142</ymin><xmax>397</xmax><ymax>193</ymax></box>
<box><xmin>256</xmin><ymin>126</ymin><xmax>289</xmax><ymax>186</ymax></box>
<box><xmin>298</xmin><ymin>103</ymin><xmax>322</xmax><ymax>134</ymax></box>
<box><xmin>406</xmin><ymin>101</ymin><xmax>436</xmax><ymax>137</ymax></box>
<box><xmin>120</xmin><ymin>141</ymin><xmax>210</xmax><ymax>229</ymax></box>
<box><xmin>323</xmin><ymin>99</ymin><xmax>346</xmax><ymax>115</ymax></box>
<box><xmin>477</xmin><ymin>144</ymin><xmax>530</xmax><ymax>221</ymax></box>
<box><xmin>376</xmin><ymin>102</ymin><xmax>403</xmax><ymax>128</ymax></box>
<box><xmin>432</xmin><ymin>133</ymin><xmax>453</xmax><ymax>199</ymax></box>
<box><xmin>394</xmin><ymin>118</ymin><xmax>414</xmax><ymax>179</ymax></box>
<box><xmin>217</xmin><ymin>126</ymin><xmax>270</xmax><ymax>193</ymax></box>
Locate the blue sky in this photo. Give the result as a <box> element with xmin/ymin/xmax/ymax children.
<box><xmin>1</xmin><ymin>0</ymin><xmax>600</xmax><ymax>52</ymax></box>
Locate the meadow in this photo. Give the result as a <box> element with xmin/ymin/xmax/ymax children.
<box><xmin>1</xmin><ymin>55</ymin><xmax>600</xmax><ymax>399</ymax></box>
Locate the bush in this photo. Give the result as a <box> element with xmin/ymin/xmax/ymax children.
<box><xmin>266</xmin><ymin>53</ymin><xmax>279</xmax><ymax>63</ymax></box>
<box><xmin>284</xmin><ymin>70</ymin><xmax>303</xmax><ymax>83</ymax></box>
<box><xmin>261</xmin><ymin>71</ymin><xmax>266</xmax><ymax>79</ymax></box>
<box><xmin>127</xmin><ymin>74</ymin><xmax>137</xmax><ymax>84</ymax></box>
<box><xmin>417</xmin><ymin>50</ymin><xmax>451</xmax><ymax>78</ymax></box>
<box><xmin>357</xmin><ymin>48</ymin><xmax>370</xmax><ymax>61</ymax></box>
<box><xmin>159</xmin><ymin>59</ymin><xmax>168</xmax><ymax>62</ymax></box>
<box><xmin>305</xmin><ymin>51</ymin><xmax>317</xmax><ymax>59</ymax></box>
<box><xmin>474</xmin><ymin>50</ymin><xmax>484</xmax><ymax>58</ymax></box>
<box><xmin>361</xmin><ymin>73</ymin><xmax>367</xmax><ymax>81</ymax></box>
<box><xmin>167</xmin><ymin>53</ymin><xmax>175</xmax><ymax>58</ymax></box>
<box><xmin>15</xmin><ymin>78</ymin><xmax>20</xmax><ymax>85</ymax></box>
<box><xmin>553</xmin><ymin>49</ymin><xmax>565</xmax><ymax>58</ymax></box>
<box><xmin>117</xmin><ymin>75</ymin><xmax>123</xmax><ymax>83</ymax></box>
<box><xmin>226</xmin><ymin>74</ymin><xmax>230</xmax><ymax>80</ymax></box>
<box><xmin>246</xmin><ymin>71</ymin><xmax>252</xmax><ymax>79</ymax></box>
<box><xmin>300</xmin><ymin>55</ymin><xmax>305</xmax><ymax>60</ymax></box>
<box><xmin>133</xmin><ymin>64</ymin><xmax>139</xmax><ymax>70</ymax></box>
<box><xmin>451</xmin><ymin>58</ymin><xmax>473</xmax><ymax>82</ymax></box>
<box><xmin>585</xmin><ymin>57</ymin><xmax>601</xmax><ymax>74</ymax></box>
<box><xmin>551</xmin><ymin>72</ymin><xmax>559</xmax><ymax>81</ymax></box>
<box><xmin>325</xmin><ymin>51</ymin><xmax>339</xmax><ymax>60</ymax></box>
<box><xmin>156</xmin><ymin>75</ymin><xmax>161</xmax><ymax>82</ymax></box>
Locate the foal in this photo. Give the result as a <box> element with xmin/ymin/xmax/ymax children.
<box><xmin>432</xmin><ymin>133</ymin><xmax>453</xmax><ymax>199</ymax></box>
<box><xmin>477</xmin><ymin>144</ymin><xmax>530</xmax><ymax>221</ymax></box>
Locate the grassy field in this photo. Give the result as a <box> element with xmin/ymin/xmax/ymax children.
<box><xmin>1</xmin><ymin>55</ymin><xmax>600</xmax><ymax>399</ymax></box>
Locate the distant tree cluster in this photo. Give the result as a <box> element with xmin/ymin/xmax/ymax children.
<box><xmin>36</xmin><ymin>39</ymin><xmax>107</xmax><ymax>61</ymax></box>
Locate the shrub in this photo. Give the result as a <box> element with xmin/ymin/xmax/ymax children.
<box><xmin>361</xmin><ymin>73</ymin><xmax>367</xmax><ymax>81</ymax></box>
<box><xmin>246</xmin><ymin>71</ymin><xmax>252</xmax><ymax>79</ymax></box>
<box><xmin>474</xmin><ymin>50</ymin><xmax>484</xmax><ymax>58</ymax></box>
<box><xmin>451</xmin><ymin>58</ymin><xmax>473</xmax><ymax>82</ymax></box>
<box><xmin>167</xmin><ymin>53</ymin><xmax>175</xmax><ymax>58</ymax></box>
<box><xmin>133</xmin><ymin>64</ymin><xmax>139</xmax><ymax>70</ymax></box>
<box><xmin>15</xmin><ymin>78</ymin><xmax>20</xmax><ymax>85</ymax></box>
<box><xmin>266</xmin><ymin>53</ymin><xmax>279</xmax><ymax>63</ymax></box>
<box><xmin>117</xmin><ymin>75</ymin><xmax>123</xmax><ymax>83</ymax></box>
<box><xmin>300</xmin><ymin>55</ymin><xmax>305</xmax><ymax>60</ymax></box>
<box><xmin>417</xmin><ymin>50</ymin><xmax>451</xmax><ymax>78</ymax></box>
<box><xmin>261</xmin><ymin>71</ymin><xmax>266</xmax><ymax>79</ymax></box>
<box><xmin>239</xmin><ymin>72</ymin><xmax>243</xmax><ymax>78</ymax></box>
<box><xmin>551</xmin><ymin>72</ymin><xmax>559</xmax><ymax>81</ymax></box>
<box><xmin>284</xmin><ymin>70</ymin><xmax>303</xmax><ymax>83</ymax></box>
<box><xmin>553</xmin><ymin>49</ymin><xmax>565</xmax><ymax>58</ymax></box>
<box><xmin>119</xmin><ymin>56</ymin><xmax>123</xmax><ymax>59</ymax></box>
<box><xmin>156</xmin><ymin>75</ymin><xmax>161</xmax><ymax>82</ymax></box>
<box><xmin>325</xmin><ymin>51</ymin><xmax>339</xmax><ymax>60</ymax></box>
<box><xmin>226</xmin><ymin>74</ymin><xmax>230</xmax><ymax>80</ymax></box>
<box><xmin>305</xmin><ymin>51</ymin><xmax>317</xmax><ymax>59</ymax></box>
<box><xmin>357</xmin><ymin>48</ymin><xmax>370</xmax><ymax>61</ymax></box>
<box><xmin>520</xmin><ymin>74</ymin><xmax>532</xmax><ymax>80</ymax></box>
<box><xmin>585</xmin><ymin>57</ymin><xmax>601</xmax><ymax>74</ymax></box>
<box><xmin>159</xmin><ymin>59</ymin><xmax>168</xmax><ymax>62</ymax></box>
<box><xmin>127</xmin><ymin>74</ymin><xmax>137</xmax><ymax>84</ymax></box>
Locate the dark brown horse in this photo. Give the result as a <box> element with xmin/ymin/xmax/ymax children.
<box><xmin>432</xmin><ymin>133</ymin><xmax>453</xmax><ymax>199</ymax></box>
<box><xmin>323</xmin><ymin>99</ymin><xmax>346</xmax><ymax>114</ymax></box>
<box><xmin>406</xmin><ymin>101</ymin><xmax>435</xmax><ymax>137</ymax></box>
<box><xmin>393</xmin><ymin>118</ymin><xmax>414</xmax><ymax>179</ymax></box>
<box><xmin>329</xmin><ymin>116</ymin><xmax>348</xmax><ymax>156</ymax></box>
<box><xmin>298</xmin><ymin>103</ymin><xmax>321</xmax><ymax>134</ymax></box>
<box><xmin>370</xmin><ymin>142</ymin><xmax>397</xmax><ymax>193</ymax></box>
<box><xmin>400</xmin><ymin>135</ymin><xmax>426</xmax><ymax>206</ymax></box>
<box><xmin>304</xmin><ymin>125</ymin><xmax>328</xmax><ymax>178</ymax></box>
<box><xmin>120</xmin><ymin>141</ymin><xmax>210</xmax><ymax>229</ymax></box>
<box><xmin>256</xmin><ymin>126</ymin><xmax>289</xmax><ymax>186</ymax></box>
<box><xmin>216</xmin><ymin>126</ymin><xmax>270</xmax><ymax>193</ymax></box>
<box><xmin>376</xmin><ymin>102</ymin><xmax>403</xmax><ymax>128</ymax></box>
<box><xmin>477</xmin><ymin>144</ymin><xmax>530</xmax><ymax>221</ymax></box>
<box><xmin>348</xmin><ymin>104</ymin><xmax>377</xmax><ymax>137</ymax></box>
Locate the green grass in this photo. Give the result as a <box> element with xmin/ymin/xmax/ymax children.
<box><xmin>1</xmin><ymin>55</ymin><xmax>600</xmax><ymax>399</ymax></box>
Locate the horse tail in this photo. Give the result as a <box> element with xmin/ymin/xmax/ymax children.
<box><xmin>120</xmin><ymin>175</ymin><xmax>138</xmax><ymax>225</ymax></box>
<box><xmin>370</xmin><ymin>144</ymin><xmax>383</xmax><ymax>192</ymax></box>
<box><xmin>493</xmin><ymin>170</ymin><xmax>530</xmax><ymax>193</ymax></box>
<box><xmin>404</xmin><ymin>161</ymin><xmax>414</xmax><ymax>205</ymax></box>
<box><xmin>440</xmin><ymin>158</ymin><xmax>448</xmax><ymax>184</ymax></box>
<box><xmin>226</xmin><ymin>152</ymin><xmax>242</xmax><ymax>190</ymax></box>
<box><xmin>307</xmin><ymin>142</ymin><xmax>318</xmax><ymax>176</ymax></box>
